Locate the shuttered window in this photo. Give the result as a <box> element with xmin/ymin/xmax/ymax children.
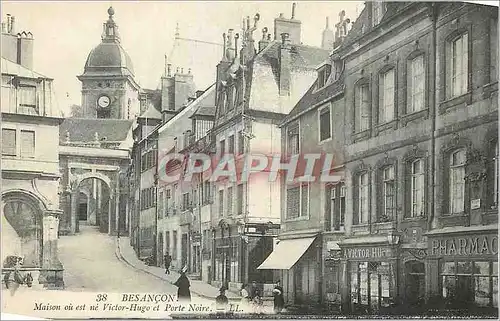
<box><xmin>2</xmin><ymin>128</ymin><xmax>16</xmax><ymax>156</ymax></box>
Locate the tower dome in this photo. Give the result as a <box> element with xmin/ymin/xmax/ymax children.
<box><xmin>81</xmin><ymin>7</ymin><xmax>134</xmax><ymax>77</ymax></box>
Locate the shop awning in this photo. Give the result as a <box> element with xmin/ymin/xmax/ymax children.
<box><xmin>257</xmin><ymin>236</ymin><xmax>316</xmax><ymax>270</ymax></box>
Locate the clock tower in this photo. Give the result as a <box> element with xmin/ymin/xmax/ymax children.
<box><xmin>77</xmin><ymin>7</ymin><xmax>140</xmax><ymax>119</ymax></box>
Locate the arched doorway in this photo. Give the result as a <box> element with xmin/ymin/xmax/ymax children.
<box><xmin>1</xmin><ymin>192</ymin><xmax>44</xmax><ymax>268</ymax></box>
<box><xmin>405</xmin><ymin>260</ymin><xmax>425</xmax><ymax>308</ymax></box>
<box><xmin>72</xmin><ymin>176</ymin><xmax>112</xmax><ymax>233</ymax></box>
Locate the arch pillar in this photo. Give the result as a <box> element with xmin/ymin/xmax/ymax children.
<box><xmin>40</xmin><ymin>209</ymin><xmax>64</xmax><ymax>288</ymax></box>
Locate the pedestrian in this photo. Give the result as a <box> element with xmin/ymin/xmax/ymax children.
<box><xmin>240</xmin><ymin>283</ymin><xmax>250</xmax><ymax>313</ymax></box>
<box><xmin>164</xmin><ymin>253</ymin><xmax>172</xmax><ymax>274</ymax></box>
<box><xmin>272</xmin><ymin>280</ymin><xmax>285</xmax><ymax>314</ymax></box>
<box><xmin>215</xmin><ymin>286</ymin><xmax>229</xmax><ymax>313</ymax></box>
<box><xmin>250</xmin><ymin>281</ymin><xmax>259</xmax><ymax>299</ymax></box>
<box><xmin>174</xmin><ymin>267</ymin><xmax>191</xmax><ymax>302</ymax></box>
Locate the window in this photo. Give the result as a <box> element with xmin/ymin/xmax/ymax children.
<box><xmin>237</xmin><ymin>184</ymin><xmax>244</xmax><ymax>214</ymax></box>
<box><xmin>379</xmin><ymin>69</ymin><xmax>395</xmax><ymax>123</ymax></box>
<box><xmin>238</xmin><ymin>131</ymin><xmax>245</xmax><ymax>155</ymax></box>
<box><xmin>172</xmin><ymin>231</ymin><xmax>178</xmax><ymax>260</ymax></box>
<box><xmin>356</xmin><ymin>84</ymin><xmax>370</xmax><ymax>132</ymax></box>
<box><xmin>182</xmin><ymin>193</ymin><xmax>190</xmax><ymax>211</ymax></box>
<box><xmin>227</xmin><ymin>186</ymin><xmax>233</xmax><ymax>215</ymax></box>
<box><xmin>451</xmin><ymin>33</ymin><xmax>469</xmax><ymax>97</ymax></box>
<box><xmin>18</xmin><ymin>86</ymin><xmax>37</xmax><ymax>114</ymax></box>
<box><xmin>220</xmin><ymin>139</ymin><xmax>225</xmax><ymax>157</ymax></box>
<box><xmin>158</xmin><ymin>191</ymin><xmax>164</xmax><ymax>219</ymax></box>
<box><xmin>329</xmin><ymin>183</ymin><xmax>346</xmax><ymax>231</ymax></box>
<box><xmin>441</xmin><ymin>261</ymin><xmax>498</xmax><ymax>308</ymax></box>
<box><xmin>219</xmin><ymin>190</ymin><xmax>224</xmax><ymax>217</ymax></box>
<box><xmin>219</xmin><ymin>90</ymin><xmax>226</xmax><ymax>114</ymax></box>
<box><xmin>286</xmin><ymin>184</ymin><xmax>309</xmax><ymax>219</ymax></box>
<box><xmin>357</xmin><ymin>172</ymin><xmax>370</xmax><ymax>224</ymax></box>
<box><xmin>319</xmin><ymin>105</ymin><xmax>332</xmax><ymax>142</ymax></box>
<box><xmin>408</xmin><ymin>55</ymin><xmax>425</xmax><ymax>113</ymax></box>
<box><xmin>165</xmin><ymin>231</ymin><xmax>170</xmax><ymax>254</ymax></box>
<box><xmin>449</xmin><ymin>150</ymin><xmax>466</xmax><ymax>214</ymax></box>
<box><xmin>382</xmin><ymin>166</ymin><xmax>395</xmax><ymax>221</ymax></box>
<box><xmin>494</xmin><ymin>143</ymin><xmax>499</xmax><ymax>207</ymax></box>
<box><xmin>318</xmin><ymin>65</ymin><xmax>332</xmax><ymax>88</ymax></box>
<box><xmin>2</xmin><ymin>128</ymin><xmax>16</xmax><ymax>156</ymax></box>
<box><xmin>410</xmin><ymin>159</ymin><xmax>425</xmax><ymax>217</ymax></box>
<box><xmin>203</xmin><ymin>181</ymin><xmax>212</xmax><ymax>204</ymax></box>
<box><xmin>287</xmin><ymin>123</ymin><xmax>299</xmax><ymax>155</ymax></box>
<box><xmin>228</xmin><ymin>135</ymin><xmax>235</xmax><ymax>154</ymax></box>
<box><xmin>350</xmin><ymin>262</ymin><xmax>393</xmax><ymax>313</ymax></box>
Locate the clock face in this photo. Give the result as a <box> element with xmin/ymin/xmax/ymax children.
<box><xmin>97</xmin><ymin>95</ymin><xmax>110</xmax><ymax>108</ymax></box>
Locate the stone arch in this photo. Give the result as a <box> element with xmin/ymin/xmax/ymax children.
<box><xmin>1</xmin><ymin>190</ymin><xmax>45</xmax><ymax>268</ymax></box>
<box><xmin>71</xmin><ymin>172</ymin><xmax>113</xmax><ymax>198</ymax></box>
<box><xmin>69</xmin><ymin>172</ymin><xmax>116</xmax><ymax>234</ymax></box>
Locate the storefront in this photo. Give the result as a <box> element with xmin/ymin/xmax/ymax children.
<box><xmin>339</xmin><ymin>236</ymin><xmax>400</xmax><ymax>314</ymax></box>
<box><xmin>425</xmin><ymin>225</ymin><xmax>498</xmax><ymax>315</ymax></box>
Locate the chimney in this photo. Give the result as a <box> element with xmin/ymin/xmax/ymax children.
<box><xmin>279</xmin><ymin>33</ymin><xmax>291</xmax><ymax>96</ymax></box>
<box><xmin>258</xmin><ymin>27</ymin><xmax>270</xmax><ymax>51</ymax></box>
<box><xmin>225</xmin><ymin>29</ymin><xmax>235</xmax><ymax>61</ymax></box>
<box><xmin>1</xmin><ymin>15</ymin><xmax>17</xmax><ymax>62</ymax></box>
<box><xmin>18</xmin><ymin>31</ymin><xmax>34</xmax><ymax>69</ymax></box>
<box><xmin>167</xmin><ymin>63</ymin><xmax>172</xmax><ymax>77</ymax></box>
<box><xmin>222</xmin><ymin>32</ymin><xmax>227</xmax><ymax>61</ymax></box>
<box><xmin>334</xmin><ymin>10</ymin><xmax>351</xmax><ymax>48</ymax></box>
<box><xmin>273</xmin><ymin>3</ymin><xmax>301</xmax><ymax>45</ymax></box>
<box><xmin>9</xmin><ymin>15</ymin><xmax>15</xmax><ymax>34</ymax></box>
<box><xmin>321</xmin><ymin>17</ymin><xmax>335</xmax><ymax>51</ymax></box>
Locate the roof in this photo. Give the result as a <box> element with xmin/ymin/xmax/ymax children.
<box><xmin>1</xmin><ymin>57</ymin><xmax>50</xmax><ymax>79</ymax></box>
<box><xmin>281</xmin><ymin>77</ymin><xmax>345</xmax><ymax>125</ymax></box>
<box><xmin>82</xmin><ymin>42</ymin><xmax>134</xmax><ymax>77</ymax></box>
<box><xmin>59</xmin><ymin>118</ymin><xmax>133</xmax><ymax>143</ymax></box>
<box><xmin>255</xmin><ymin>41</ymin><xmax>329</xmax><ymax>71</ymax></box>
<box><xmin>158</xmin><ymin>83</ymin><xmax>215</xmax><ymax>135</ymax></box>
<box><xmin>190</xmin><ymin>85</ymin><xmax>216</xmax><ymax>118</ymax></box>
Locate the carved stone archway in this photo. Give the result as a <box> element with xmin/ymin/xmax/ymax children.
<box><xmin>69</xmin><ymin>172</ymin><xmax>115</xmax><ymax>234</ymax></box>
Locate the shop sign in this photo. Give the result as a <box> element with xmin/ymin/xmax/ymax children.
<box><xmin>430</xmin><ymin>234</ymin><xmax>498</xmax><ymax>256</ymax></box>
<box><xmin>343</xmin><ymin>247</ymin><xmax>390</xmax><ymax>259</ymax></box>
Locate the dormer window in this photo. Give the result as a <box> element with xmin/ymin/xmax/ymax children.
<box><xmin>372</xmin><ymin>1</ymin><xmax>386</xmax><ymax>26</ymax></box>
<box><xmin>318</xmin><ymin>64</ymin><xmax>332</xmax><ymax>88</ymax></box>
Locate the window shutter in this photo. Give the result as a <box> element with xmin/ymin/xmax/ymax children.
<box><xmin>324</xmin><ymin>185</ymin><xmax>332</xmax><ymax>231</ymax></box>
<box><xmin>353</xmin><ymin>176</ymin><xmax>359</xmax><ymax>225</ymax></box>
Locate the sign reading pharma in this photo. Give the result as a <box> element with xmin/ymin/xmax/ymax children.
<box><xmin>426</xmin><ymin>224</ymin><xmax>499</xmax><ymax>258</ymax></box>
<box><xmin>430</xmin><ymin>234</ymin><xmax>498</xmax><ymax>256</ymax></box>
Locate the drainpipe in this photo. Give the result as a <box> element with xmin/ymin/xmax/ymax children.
<box><xmin>428</xmin><ymin>4</ymin><xmax>438</xmax><ymax>231</ymax></box>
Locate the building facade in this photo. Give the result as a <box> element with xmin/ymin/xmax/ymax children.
<box><xmin>58</xmin><ymin>7</ymin><xmax>135</xmax><ymax>238</ymax></box>
<box><xmin>274</xmin><ymin>1</ymin><xmax>498</xmax><ymax>316</ymax></box>
<box><xmin>211</xmin><ymin>4</ymin><xmax>330</xmax><ymax>295</ymax></box>
<box><xmin>1</xmin><ymin>14</ymin><xmax>64</xmax><ymax>287</ymax></box>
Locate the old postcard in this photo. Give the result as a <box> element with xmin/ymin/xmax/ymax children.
<box><xmin>1</xmin><ymin>0</ymin><xmax>498</xmax><ymax>320</ymax></box>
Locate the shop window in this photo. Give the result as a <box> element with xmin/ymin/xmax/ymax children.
<box><xmin>449</xmin><ymin>149</ymin><xmax>466</xmax><ymax>214</ymax></box>
<box><xmin>350</xmin><ymin>261</ymin><xmax>393</xmax><ymax>313</ymax></box>
<box><xmin>441</xmin><ymin>260</ymin><xmax>498</xmax><ymax>308</ymax></box>
<box><xmin>378</xmin><ymin>69</ymin><xmax>395</xmax><ymax>124</ymax></box>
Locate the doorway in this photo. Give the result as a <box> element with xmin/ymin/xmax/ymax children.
<box><xmin>78</xmin><ymin>203</ymin><xmax>88</xmax><ymax>221</ymax></box>
<box><xmin>405</xmin><ymin>261</ymin><xmax>425</xmax><ymax>307</ymax></box>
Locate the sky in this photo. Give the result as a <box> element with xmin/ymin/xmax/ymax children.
<box><xmin>1</xmin><ymin>1</ymin><xmax>363</xmax><ymax>116</ymax></box>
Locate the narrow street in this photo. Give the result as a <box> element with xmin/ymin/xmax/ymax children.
<box><xmin>58</xmin><ymin>223</ymin><xmax>186</xmax><ymax>294</ymax></box>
